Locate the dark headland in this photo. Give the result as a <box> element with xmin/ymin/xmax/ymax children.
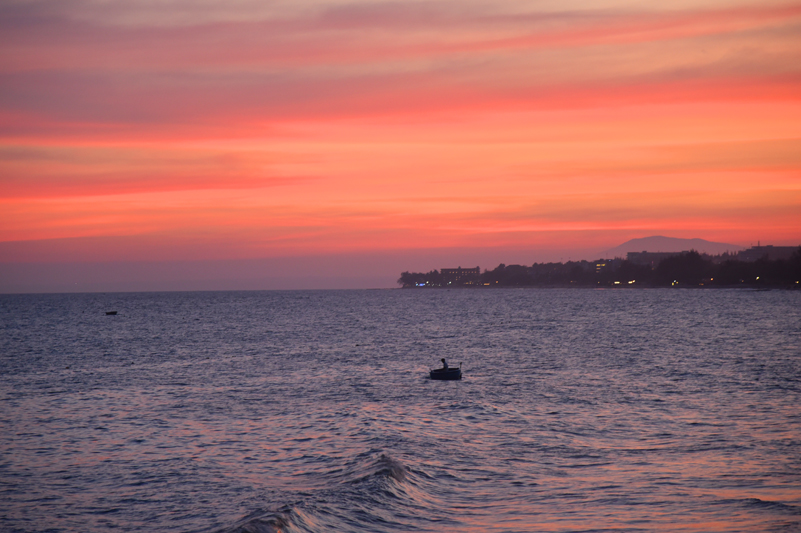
<box><xmin>399</xmin><ymin>243</ymin><xmax>801</xmax><ymax>289</ymax></box>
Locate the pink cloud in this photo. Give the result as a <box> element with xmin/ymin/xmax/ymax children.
<box><xmin>1</xmin><ymin>0</ymin><xmax>799</xmax><ymax>279</ymax></box>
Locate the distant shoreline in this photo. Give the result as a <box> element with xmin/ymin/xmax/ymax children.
<box><xmin>399</xmin><ymin>249</ymin><xmax>801</xmax><ymax>290</ymax></box>
<box><xmin>399</xmin><ymin>283</ymin><xmax>798</xmax><ymax>290</ymax></box>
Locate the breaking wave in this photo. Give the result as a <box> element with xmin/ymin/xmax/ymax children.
<box><xmin>218</xmin><ymin>452</ymin><xmax>430</xmax><ymax>533</ymax></box>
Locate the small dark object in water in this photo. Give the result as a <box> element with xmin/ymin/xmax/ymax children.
<box><xmin>430</xmin><ymin>365</ymin><xmax>462</xmax><ymax>380</ymax></box>
<box><xmin>105</xmin><ymin>311</ymin><xmax>117</xmax><ymax>315</ymax></box>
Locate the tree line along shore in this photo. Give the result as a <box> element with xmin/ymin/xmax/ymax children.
<box><xmin>399</xmin><ymin>249</ymin><xmax>801</xmax><ymax>289</ymax></box>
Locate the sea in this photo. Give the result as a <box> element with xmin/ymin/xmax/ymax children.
<box><xmin>1</xmin><ymin>289</ymin><xmax>799</xmax><ymax>532</ymax></box>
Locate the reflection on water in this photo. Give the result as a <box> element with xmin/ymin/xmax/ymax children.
<box><xmin>1</xmin><ymin>289</ymin><xmax>800</xmax><ymax>532</ymax></box>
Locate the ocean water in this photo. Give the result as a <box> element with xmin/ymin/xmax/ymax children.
<box><xmin>1</xmin><ymin>289</ymin><xmax>800</xmax><ymax>532</ymax></box>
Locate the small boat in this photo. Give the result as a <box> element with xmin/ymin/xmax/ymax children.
<box><xmin>430</xmin><ymin>363</ymin><xmax>462</xmax><ymax>380</ymax></box>
<box><xmin>105</xmin><ymin>311</ymin><xmax>117</xmax><ymax>315</ymax></box>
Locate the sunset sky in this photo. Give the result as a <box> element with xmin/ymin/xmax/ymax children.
<box><xmin>1</xmin><ymin>0</ymin><xmax>800</xmax><ymax>291</ymax></box>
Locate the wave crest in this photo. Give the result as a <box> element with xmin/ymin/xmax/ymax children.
<box><xmin>219</xmin><ymin>452</ymin><xmax>419</xmax><ymax>533</ymax></box>
<box><xmin>356</xmin><ymin>452</ymin><xmax>407</xmax><ymax>483</ymax></box>
<box><xmin>217</xmin><ymin>508</ymin><xmax>289</xmax><ymax>533</ymax></box>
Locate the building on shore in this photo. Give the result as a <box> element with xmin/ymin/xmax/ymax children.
<box><xmin>737</xmin><ymin>245</ymin><xmax>799</xmax><ymax>262</ymax></box>
<box><xmin>441</xmin><ymin>267</ymin><xmax>481</xmax><ymax>285</ymax></box>
<box><xmin>626</xmin><ymin>251</ymin><xmax>684</xmax><ymax>268</ymax></box>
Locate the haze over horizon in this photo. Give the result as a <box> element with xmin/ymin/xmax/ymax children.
<box><xmin>1</xmin><ymin>0</ymin><xmax>800</xmax><ymax>292</ymax></box>
<box><xmin>0</xmin><ymin>235</ymin><xmax>795</xmax><ymax>293</ymax></box>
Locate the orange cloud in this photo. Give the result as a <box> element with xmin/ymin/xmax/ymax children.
<box><xmin>1</xmin><ymin>0</ymin><xmax>799</xmax><ymax>278</ymax></box>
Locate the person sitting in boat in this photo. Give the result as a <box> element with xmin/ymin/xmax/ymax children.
<box><xmin>440</xmin><ymin>358</ymin><xmax>448</xmax><ymax>371</ymax></box>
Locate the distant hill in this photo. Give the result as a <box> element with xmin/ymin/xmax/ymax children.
<box><xmin>603</xmin><ymin>236</ymin><xmax>744</xmax><ymax>258</ymax></box>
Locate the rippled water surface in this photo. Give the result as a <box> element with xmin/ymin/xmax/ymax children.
<box><xmin>1</xmin><ymin>289</ymin><xmax>800</xmax><ymax>532</ymax></box>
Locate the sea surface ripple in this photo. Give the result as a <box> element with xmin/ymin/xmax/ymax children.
<box><xmin>1</xmin><ymin>289</ymin><xmax>800</xmax><ymax>532</ymax></box>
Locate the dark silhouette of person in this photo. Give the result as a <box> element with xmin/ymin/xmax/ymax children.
<box><xmin>440</xmin><ymin>358</ymin><xmax>448</xmax><ymax>371</ymax></box>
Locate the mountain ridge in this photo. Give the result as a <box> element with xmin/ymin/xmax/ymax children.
<box><xmin>603</xmin><ymin>236</ymin><xmax>744</xmax><ymax>258</ymax></box>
